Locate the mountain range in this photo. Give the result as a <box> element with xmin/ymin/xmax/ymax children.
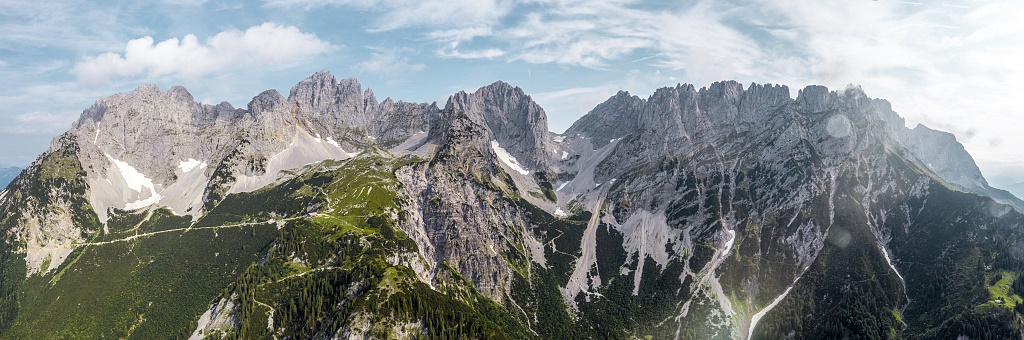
<box><xmin>1</xmin><ymin>71</ymin><xmax>1022</xmax><ymax>339</ymax></box>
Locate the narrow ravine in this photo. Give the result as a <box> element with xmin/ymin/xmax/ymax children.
<box><xmin>879</xmin><ymin>245</ymin><xmax>906</xmax><ymax>284</ymax></box>
<box><xmin>748</xmin><ymin>274</ymin><xmax>803</xmax><ymax>340</ymax></box>
<box><xmin>879</xmin><ymin>244</ymin><xmax>909</xmax><ymax>329</ymax></box>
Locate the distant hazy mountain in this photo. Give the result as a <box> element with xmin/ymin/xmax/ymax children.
<box><xmin>1007</xmin><ymin>182</ymin><xmax>1024</xmax><ymax>199</ymax></box>
<box><xmin>988</xmin><ymin>176</ymin><xmax>1024</xmax><ymax>202</ymax></box>
<box><xmin>0</xmin><ymin>72</ymin><xmax>1021</xmax><ymax>339</ymax></box>
<box><xmin>0</xmin><ymin>166</ymin><xmax>20</xmax><ymax>189</ymax></box>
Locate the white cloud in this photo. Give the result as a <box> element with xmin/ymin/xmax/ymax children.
<box><xmin>1</xmin><ymin>111</ymin><xmax>78</xmax><ymax>134</ymax></box>
<box><xmin>500</xmin><ymin>6</ymin><xmax>645</xmax><ymax>68</ymax></box>
<box><xmin>426</xmin><ymin>0</ymin><xmax>764</xmax><ymax>78</ymax></box>
<box><xmin>437</xmin><ymin>48</ymin><xmax>506</xmax><ymax>59</ymax></box>
<box><xmin>0</xmin><ymin>1</ymin><xmax>133</xmax><ymax>54</ymax></box>
<box><xmin>265</xmin><ymin>0</ymin><xmax>512</xmax><ymax>32</ymax></box>
<box><xmin>373</xmin><ymin>0</ymin><xmax>512</xmax><ymax>32</ymax></box>
<box><xmin>354</xmin><ymin>50</ymin><xmax>425</xmax><ymax>75</ymax></box>
<box><xmin>163</xmin><ymin>0</ymin><xmax>207</xmax><ymax>5</ymax></box>
<box><xmin>72</xmin><ymin>23</ymin><xmax>333</xmax><ymax>85</ymax></box>
<box><xmin>261</xmin><ymin>0</ymin><xmax>371</xmax><ymax>10</ymax></box>
<box><xmin>428</xmin><ymin>26</ymin><xmax>494</xmax><ymax>45</ymax></box>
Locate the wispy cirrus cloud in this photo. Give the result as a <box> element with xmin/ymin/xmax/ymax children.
<box><xmin>266</xmin><ymin>0</ymin><xmax>763</xmax><ymax>76</ymax></box>
<box><xmin>739</xmin><ymin>0</ymin><xmax>1024</xmax><ymax>179</ymax></box>
<box><xmin>264</xmin><ymin>0</ymin><xmax>513</xmax><ymax>33</ymax></box>
<box><xmin>494</xmin><ymin>0</ymin><xmax>764</xmax><ymax>80</ymax></box>
<box><xmin>0</xmin><ymin>111</ymin><xmax>79</xmax><ymax>135</ymax></box>
<box><xmin>0</xmin><ymin>1</ymin><xmax>138</xmax><ymax>55</ymax></box>
<box><xmin>354</xmin><ymin>49</ymin><xmax>425</xmax><ymax>75</ymax></box>
<box><xmin>72</xmin><ymin>23</ymin><xmax>334</xmax><ymax>85</ymax></box>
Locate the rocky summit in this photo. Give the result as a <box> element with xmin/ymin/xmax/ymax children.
<box><xmin>1</xmin><ymin>72</ymin><xmax>1023</xmax><ymax>339</ymax></box>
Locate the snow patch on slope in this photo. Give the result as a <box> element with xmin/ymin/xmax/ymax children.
<box><xmin>178</xmin><ymin>158</ymin><xmax>203</xmax><ymax>173</ymax></box>
<box><xmin>106</xmin><ymin>154</ymin><xmax>156</xmax><ymax>194</ymax></box>
<box><xmin>748</xmin><ymin>278</ymin><xmax>801</xmax><ymax>340</ymax></box>
<box><xmin>554</xmin><ymin>208</ymin><xmax>568</xmax><ymax>218</ymax></box>
<box><xmin>231</xmin><ymin>128</ymin><xmax>356</xmax><ymax>193</ymax></box>
<box><xmin>104</xmin><ymin>154</ymin><xmax>162</xmax><ymax>210</ymax></box>
<box><xmin>325</xmin><ymin>137</ymin><xmax>343</xmax><ymax>149</ymax></box>
<box><xmin>879</xmin><ymin>245</ymin><xmax>906</xmax><ymax>284</ymax></box>
<box><xmin>490</xmin><ymin>140</ymin><xmax>530</xmax><ymax>175</ymax></box>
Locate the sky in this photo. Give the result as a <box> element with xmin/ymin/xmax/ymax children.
<box><xmin>1</xmin><ymin>0</ymin><xmax>1022</xmax><ymax>186</ymax></box>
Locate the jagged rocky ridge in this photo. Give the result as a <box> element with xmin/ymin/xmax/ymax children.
<box><xmin>0</xmin><ymin>72</ymin><xmax>1022</xmax><ymax>339</ymax></box>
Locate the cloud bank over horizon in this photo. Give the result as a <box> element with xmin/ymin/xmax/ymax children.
<box><xmin>72</xmin><ymin>23</ymin><xmax>333</xmax><ymax>85</ymax></box>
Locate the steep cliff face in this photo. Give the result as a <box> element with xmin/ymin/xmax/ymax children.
<box><xmin>0</xmin><ymin>73</ymin><xmax>1021</xmax><ymax>339</ymax></box>
<box><xmin>564</xmin><ymin>90</ymin><xmax>644</xmax><ymax>148</ymax></box>
<box><xmin>550</xmin><ymin>82</ymin><xmax>1023</xmax><ymax>338</ymax></box>
<box><xmin>444</xmin><ymin>81</ymin><xmax>553</xmax><ymax>171</ymax></box>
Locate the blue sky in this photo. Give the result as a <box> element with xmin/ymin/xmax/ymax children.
<box><xmin>2</xmin><ymin>0</ymin><xmax>1023</xmax><ymax>185</ymax></box>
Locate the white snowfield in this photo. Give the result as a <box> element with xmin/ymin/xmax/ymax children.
<box><xmin>748</xmin><ymin>279</ymin><xmax>800</xmax><ymax>340</ymax></box>
<box><xmin>231</xmin><ymin>128</ymin><xmax>357</xmax><ymax>193</ymax></box>
<box><xmin>490</xmin><ymin>140</ymin><xmax>530</xmax><ymax>175</ymax></box>
<box><xmin>104</xmin><ymin>154</ymin><xmax>163</xmax><ymax>211</ymax></box>
<box><xmin>87</xmin><ymin>127</ymin><xmax>358</xmax><ymax>223</ymax></box>
<box><xmin>325</xmin><ymin>137</ymin><xmax>342</xmax><ymax>149</ymax></box>
<box><xmin>178</xmin><ymin>158</ymin><xmax>203</xmax><ymax>173</ymax></box>
<box><xmin>553</xmin><ymin>207</ymin><xmax>568</xmax><ymax>218</ymax></box>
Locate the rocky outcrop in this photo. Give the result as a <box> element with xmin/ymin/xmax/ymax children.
<box><xmin>444</xmin><ymin>81</ymin><xmax>552</xmax><ymax>171</ymax></box>
<box><xmin>564</xmin><ymin>90</ymin><xmax>643</xmax><ymax>148</ymax></box>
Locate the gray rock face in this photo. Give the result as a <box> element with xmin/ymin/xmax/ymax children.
<box><xmin>564</xmin><ymin>90</ymin><xmax>643</xmax><ymax>148</ymax></box>
<box><xmin>894</xmin><ymin>124</ymin><xmax>1024</xmax><ymax>210</ymax></box>
<box><xmin>58</xmin><ymin>72</ymin><xmax>448</xmax><ymax>223</ymax></box>
<box><xmin>553</xmin><ymin>82</ymin><xmax>994</xmax><ymax>338</ymax></box>
<box><xmin>563</xmin><ymin>81</ymin><xmax>1020</xmax><ymax>210</ymax></box>
<box><xmin>371</xmin><ymin>98</ymin><xmax>440</xmax><ymax>146</ymax></box>
<box><xmin>901</xmin><ymin>124</ymin><xmax>986</xmax><ymax>187</ymax></box>
<box><xmin>698</xmin><ymin>80</ymin><xmax>744</xmax><ymax>122</ymax></box>
<box><xmin>5</xmin><ymin>71</ymin><xmax>563</xmax><ymax>286</ymax></box>
<box><xmin>5</xmin><ymin>72</ymin><xmax>1021</xmax><ymax>338</ymax></box>
<box><xmin>444</xmin><ymin>81</ymin><xmax>552</xmax><ymax>171</ymax></box>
